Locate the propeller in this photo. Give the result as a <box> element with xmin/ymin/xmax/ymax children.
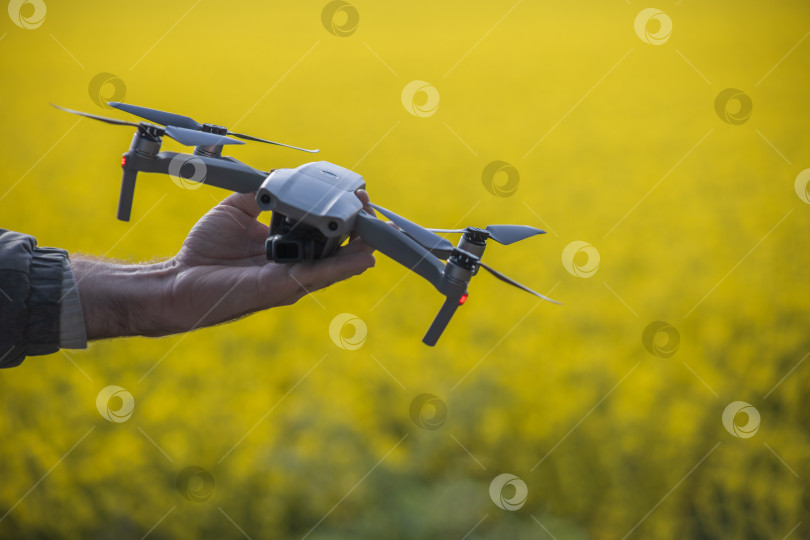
<box><xmin>429</xmin><ymin>225</ymin><xmax>545</xmax><ymax>245</ymax></box>
<box><xmin>51</xmin><ymin>104</ymin><xmax>140</xmax><ymax>127</ymax></box>
<box><xmin>108</xmin><ymin>102</ymin><xmax>201</xmax><ymax>130</ymax></box>
<box><xmin>450</xmin><ymin>246</ymin><xmax>561</xmax><ymax>305</ymax></box>
<box><xmin>107</xmin><ymin>101</ymin><xmax>319</xmax><ymax>153</ymax></box>
<box><xmin>163</xmin><ymin>126</ymin><xmax>243</xmax><ymax>147</ymax></box>
<box><xmin>370</xmin><ymin>202</ymin><xmax>560</xmax><ymax>305</ymax></box>
<box><xmin>476</xmin><ymin>258</ymin><xmax>561</xmax><ymax>305</ymax></box>
<box><xmin>52</xmin><ymin>104</ymin><xmax>244</xmax><ymax>147</ymax></box>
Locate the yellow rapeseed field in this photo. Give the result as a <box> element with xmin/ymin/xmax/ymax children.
<box><xmin>1</xmin><ymin>0</ymin><xmax>808</xmax><ymax>538</ymax></box>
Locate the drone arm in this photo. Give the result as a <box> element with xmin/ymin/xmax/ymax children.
<box><xmin>354</xmin><ymin>211</ymin><xmax>446</xmax><ymax>291</ymax></box>
<box><xmin>146</xmin><ymin>152</ymin><xmax>267</xmax><ymax>193</ymax></box>
<box><xmin>191</xmin><ymin>155</ymin><xmax>267</xmax><ymax>193</ymax></box>
<box><xmin>355</xmin><ymin>211</ymin><xmax>474</xmax><ymax>346</ymax></box>
<box><xmin>116</xmin><ymin>151</ymin><xmax>268</xmax><ymax>221</ymax></box>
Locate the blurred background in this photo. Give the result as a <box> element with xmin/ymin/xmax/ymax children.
<box><xmin>1</xmin><ymin>0</ymin><xmax>809</xmax><ymax>538</ymax></box>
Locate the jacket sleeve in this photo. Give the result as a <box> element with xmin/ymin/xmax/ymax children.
<box><xmin>0</xmin><ymin>229</ymin><xmax>87</xmax><ymax>368</ymax></box>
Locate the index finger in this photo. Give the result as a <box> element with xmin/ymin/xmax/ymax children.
<box><xmin>356</xmin><ymin>189</ymin><xmax>376</xmax><ymax>217</ymax></box>
<box><xmin>220</xmin><ymin>191</ymin><xmax>263</xmax><ymax>219</ymax></box>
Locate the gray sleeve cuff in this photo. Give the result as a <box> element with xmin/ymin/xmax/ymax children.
<box><xmin>59</xmin><ymin>257</ymin><xmax>87</xmax><ymax>350</ymax></box>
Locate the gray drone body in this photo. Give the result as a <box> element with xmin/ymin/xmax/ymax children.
<box><xmin>257</xmin><ymin>162</ymin><xmax>366</xmax><ymax>262</ymax></box>
<box><xmin>53</xmin><ymin>100</ymin><xmax>559</xmax><ymax>346</ymax></box>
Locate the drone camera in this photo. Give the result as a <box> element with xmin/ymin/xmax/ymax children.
<box><xmin>267</xmin><ymin>235</ymin><xmax>311</xmax><ymax>263</ymax></box>
<box><xmin>265</xmin><ymin>231</ymin><xmax>346</xmax><ymax>263</ymax></box>
<box><xmin>274</xmin><ymin>241</ymin><xmax>300</xmax><ymax>261</ymax></box>
<box><xmin>264</xmin><ymin>213</ymin><xmax>340</xmax><ymax>263</ymax></box>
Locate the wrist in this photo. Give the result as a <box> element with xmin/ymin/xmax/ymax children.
<box><xmin>72</xmin><ymin>256</ymin><xmax>176</xmax><ymax>340</ymax></box>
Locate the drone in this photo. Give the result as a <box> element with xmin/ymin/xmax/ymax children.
<box><xmin>53</xmin><ymin>102</ymin><xmax>560</xmax><ymax>345</ymax></box>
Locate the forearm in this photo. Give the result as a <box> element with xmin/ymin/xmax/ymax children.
<box><xmin>71</xmin><ymin>255</ymin><xmax>176</xmax><ymax>340</ymax></box>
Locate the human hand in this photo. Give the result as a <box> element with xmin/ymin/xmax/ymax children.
<box><xmin>74</xmin><ymin>191</ymin><xmax>375</xmax><ymax>339</ymax></box>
